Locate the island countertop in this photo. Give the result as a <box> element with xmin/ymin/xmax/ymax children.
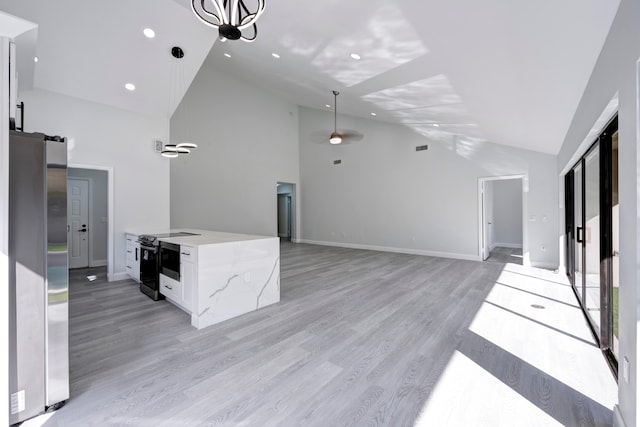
<box><xmin>127</xmin><ymin>228</ymin><xmax>274</xmax><ymax>246</ymax></box>
<box><xmin>126</xmin><ymin>228</ymin><xmax>280</xmax><ymax>330</ymax></box>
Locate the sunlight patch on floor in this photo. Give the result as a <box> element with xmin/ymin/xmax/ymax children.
<box><xmin>415</xmin><ymin>350</ymin><xmax>562</xmax><ymax>427</ymax></box>
<box><xmin>416</xmin><ymin>262</ymin><xmax>617</xmax><ymax>426</ymax></box>
<box><xmin>20</xmin><ymin>412</ymin><xmax>55</xmax><ymax>427</ymax></box>
<box><xmin>467</xmin><ymin>263</ymin><xmax>617</xmax><ymax>409</ymax></box>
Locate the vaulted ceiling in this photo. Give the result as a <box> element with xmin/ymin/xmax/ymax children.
<box><xmin>0</xmin><ymin>0</ymin><xmax>620</xmax><ymax>154</ymax></box>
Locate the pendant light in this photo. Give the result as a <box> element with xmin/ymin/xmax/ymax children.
<box><xmin>162</xmin><ymin>46</ymin><xmax>198</xmax><ymax>158</ymax></box>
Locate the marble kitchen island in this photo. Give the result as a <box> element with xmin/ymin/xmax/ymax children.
<box><xmin>146</xmin><ymin>229</ymin><xmax>280</xmax><ymax>330</ymax></box>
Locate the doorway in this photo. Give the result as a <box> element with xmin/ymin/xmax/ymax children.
<box><xmin>564</xmin><ymin>116</ymin><xmax>618</xmax><ymax>366</ymax></box>
<box><xmin>478</xmin><ymin>175</ymin><xmax>525</xmax><ymax>265</ymax></box>
<box><xmin>68</xmin><ymin>167</ymin><xmax>109</xmax><ymax>271</ymax></box>
<box><xmin>276</xmin><ymin>182</ymin><xmax>296</xmax><ymax>242</ymax></box>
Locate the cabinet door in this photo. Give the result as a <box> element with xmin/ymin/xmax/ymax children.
<box><xmin>125</xmin><ymin>234</ymin><xmax>141</xmax><ymax>282</ymax></box>
<box><xmin>181</xmin><ymin>260</ymin><xmax>194</xmax><ymax>311</ymax></box>
<box><xmin>180</xmin><ymin>245</ymin><xmax>196</xmax><ymax>312</ymax></box>
<box><xmin>131</xmin><ymin>241</ymin><xmax>140</xmax><ymax>281</ymax></box>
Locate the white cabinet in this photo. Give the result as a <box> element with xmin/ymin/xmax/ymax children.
<box><xmin>180</xmin><ymin>245</ymin><xmax>196</xmax><ymax>312</ymax></box>
<box><xmin>159</xmin><ymin>273</ymin><xmax>181</xmax><ymax>301</ymax></box>
<box><xmin>125</xmin><ymin>233</ymin><xmax>140</xmax><ymax>283</ymax></box>
<box><xmin>160</xmin><ymin>245</ymin><xmax>196</xmax><ymax>313</ymax></box>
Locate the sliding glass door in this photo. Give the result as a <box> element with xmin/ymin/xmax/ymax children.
<box><xmin>584</xmin><ymin>145</ymin><xmax>600</xmax><ymax>330</ymax></box>
<box><xmin>564</xmin><ymin>116</ymin><xmax>618</xmax><ymax>371</ymax></box>
<box><xmin>573</xmin><ymin>162</ymin><xmax>583</xmax><ymax>302</ymax></box>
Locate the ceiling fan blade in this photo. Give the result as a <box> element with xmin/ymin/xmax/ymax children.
<box><xmin>339</xmin><ymin>130</ymin><xmax>364</xmax><ymax>142</ymax></box>
<box><xmin>308</xmin><ymin>130</ymin><xmax>331</xmax><ymax>144</ymax></box>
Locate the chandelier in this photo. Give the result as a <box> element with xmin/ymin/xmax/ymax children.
<box><xmin>191</xmin><ymin>0</ymin><xmax>266</xmax><ymax>42</ymax></box>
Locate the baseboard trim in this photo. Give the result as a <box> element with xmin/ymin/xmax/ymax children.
<box><xmin>491</xmin><ymin>242</ymin><xmax>523</xmax><ymax>250</ymax></box>
<box><xmin>529</xmin><ymin>261</ymin><xmax>559</xmax><ymax>271</ymax></box>
<box><xmin>298</xmin><ymin>239</ymin><xmax>481</xmax><ymax>262</ymax></box>
<box><xmin>90</xmin><ymin>259</ymin><xmax>107</xmax><ymax>267</ymax></box>
<box><xmin>613</xmin><ymin>405</ymin><xmax>627</xmax><ymax>427</ymax></box>
<box><xmin>110</xmin><ymin>272</ymin><xmax>129</xmax><ymax>282</ymax></box>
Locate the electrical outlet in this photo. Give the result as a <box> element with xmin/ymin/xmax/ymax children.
<box><xmin>154</xmin><ymin>139</ymin><xmax>163</xmax><ymax>153</ymax></box>
<box><xmin>244</xmin><ymin>272</ymin><xmax>251</xmax><ymax>282</ymax></box>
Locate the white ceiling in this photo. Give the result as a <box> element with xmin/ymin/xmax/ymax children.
<box><xmin>0</xmin><ymin>0</ymin><xmax>620</xmax><ymax>154</ymax></box>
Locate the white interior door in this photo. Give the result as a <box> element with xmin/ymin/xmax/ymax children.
<box><xmin>68</xmin><ymin>178</ymin><xmax>89</xmax><ymax>268</ymax></box>
<box><xmin>481</xmin><ymin>182</ymin><xmax>490</xmax><ymax>260</ymax></box>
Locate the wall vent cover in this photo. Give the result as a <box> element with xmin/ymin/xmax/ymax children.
<box><xmin>416</xmin><ymin>145</ymin><xmax>429</xmax><ymax>152</ymax></box>
<box><xmin>333</xmin><ymin>159</ymin><xmax>342</xmax><ymax>165</ymax></box>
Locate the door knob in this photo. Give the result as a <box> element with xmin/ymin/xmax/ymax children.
<box><xmin>78</xmin><ymin>228</ymin><xmax>87</xmax><ymax>232</ymax></box>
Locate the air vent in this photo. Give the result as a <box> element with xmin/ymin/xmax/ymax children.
<box><xmin>416</xmin><ymin>145</ymin><xmax>429</xmax><ymax>152</ymax></box>
<box><xmin>333</xmin><ymin>159</ymin><xmax>342</xmax><ymax>165</ymax></box>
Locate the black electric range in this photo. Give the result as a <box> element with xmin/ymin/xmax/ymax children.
<box><xmin>138</xmin><ymin>231</ymin><xmax>200</xmax><ymax>300</ymax></box>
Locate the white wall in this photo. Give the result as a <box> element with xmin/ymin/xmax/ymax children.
<box><xmin>493</xmin><ymin>179</ymin><xmax>523</xmax><ymax>248</ymax></box>
<box><xmin>169</xmin><ymin>59</ymin><xmax>300</xmax><ymax>237</ymax></box>
<box><xmin>68</xmin><ymin>168</ymin><xmax>108</xmax><ymax>266</ymax></box>
<box><xmin>299</xmin><ymin>106</ymin><xmax>558</xmax><ymax>267</ymax></box>
<box><xmin>556</xmin><ymin>0</ymin><xmax>640</xmax><ymax>424</ymax></box>
<box><xmin>18</xmin><ymin>89</ymin><xmax>170</xmax><ymax>280</ymax></box>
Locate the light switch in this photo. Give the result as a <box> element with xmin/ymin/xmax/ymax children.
<box><xmin>244</xmin><ymin>272</ymin><xmax>251</xmax><ymax>282</ymax></box>
<box><xmin>529</xmin><ymin>215</ymin><xmax>537</xmax><ymax>222</ymax></box>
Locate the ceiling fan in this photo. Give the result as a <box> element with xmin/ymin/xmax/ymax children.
<box><xmin>328</xmin><ymin>90</ymin><xmax>363</xmax><ymax>144</ymax></box>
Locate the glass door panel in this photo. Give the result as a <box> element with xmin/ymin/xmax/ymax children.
<box><xmin>612</xmin><ymin>130</ymin><xmax>619</xmax><ymax>357</ymax></box>
<box><xmin>573</xmin><ymin>162</ymin><xmax>583</xmax><ymax>301</ymax></box>
<box><xmin>584</xmin><ymin>145</ymin><xmax>601</xmax><ymax>331</ymax></box>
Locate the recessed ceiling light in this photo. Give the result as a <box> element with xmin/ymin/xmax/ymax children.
<box><xmin>433</xmin><ymin>123</ymin><xmax>440</xmax><ymax>127</ymax></box>
<box><xmin>34</xmin><ymin>56</ymin><xmax>38</xmax><ymax>63</ymax></box>
<box><xmin>325</xmin><ymin>104</ymin><xmax>331</xmax><ymax>108</ymax></box>
<box><xmin>125</xmin><ymin>83</ymin><xmax>136</xmax><ymax>91</ymax></box>
<box><xmin>224</xmin><ymin>53</ymin><xmax>231</xmax><ymax>58</ymax></box>
<box><xmin>143</xmin><ymin>28</ymin><xmax>156</xmax><ymax>38</ymax></box>
<box><xmin>350</xmin><ymin>53</ymin><xmax>361</xmax><ymax>60</ymax></box>
<box><xmin>272</xmin><ymin>53</ymin><xmax>280</xmax><ymax>59</ymax></box>
<box><xmin>370</xmin><ymin>112</ymin><xmax>376</xmax><ymax>116</ymax></box>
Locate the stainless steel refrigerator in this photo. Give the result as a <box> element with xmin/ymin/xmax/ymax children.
<box><xmin>9</xmin><ymin>131</ymin><xmax>69</xmax><ymax>424</ymax></box>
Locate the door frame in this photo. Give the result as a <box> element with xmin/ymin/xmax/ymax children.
<box><xmin>69</xmin><ymin>163</ymin><xmax>115</xmax><ymax>281</ymax></box>
<box><xmin>477</xmin><ymin>174</ymin><xmax>527</xmax><ymax>265</ymax></box>
<box><xmin>276</xmin><ymin>182</ymin><xmax>297</xmax><ymax>242</ymax></box>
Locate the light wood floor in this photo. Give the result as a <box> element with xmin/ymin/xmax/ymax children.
<box><xmin>30</xmin><ymin>242</ymin><xmax>616</xmax><ymax>426</ymax></box>
<box><xmin>486</xmin><ymin>246</ymin><xmax>523</xmax><ymax>265</ymax></box>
